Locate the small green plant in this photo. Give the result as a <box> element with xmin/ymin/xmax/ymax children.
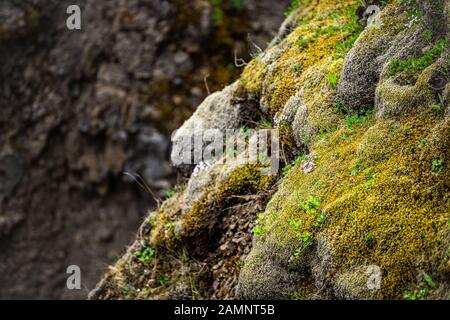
<box><xmin>423</xmin><ymin>30</ymin><xmax>432</xmax><ymax>44</ymax></box>
<box><xmin>403</xmin><ymin>287</ymin><xmax>429</xmax><ymax>300</ymax></box>
<box><xmin>257</xmin><ymin>117</ymin><xmax>273</xmax><ymax>129</ymax></box>
<box><xmin>239</xmin><ymin>79</ymin><xmax>248</xmax><ymax>87</ymax></box>
<box><xmin>253</xmin><ymin>213</ymin><xmax>266</xmax><ymax>236</ymax></box>
<box><xmin>284</xmin><ymin>0</ymin><xmax>302</xmax><ymax>17</ymax></box>
<box><xmin>430</xmin><ymin>94</ymin><xmax>446</xmax><ymax>112</ymax></box>
<box><xmin>294</xmin><ymin>63</ymin><xmax>303</xmax><ymax>73</ymax></box>
<box><xmin>388</xmin><ymin>39</ymin><xmax>448</xmax><ymax>84</ymax></box>
<box><xmin>212</xmin><ymin>0</ymin><xmax>224</xmax><ymax>24</ymax></box>
<box><xmin>345</xmin><ymin>110</ymin><xmax>373</xmax><ymax>128</ymax></box>
<box><xmin>134</xmin><ymin>247</ymin><xmax>156</xmax><ymax>263</ymax></box>
<box><xmin>430</xmin><ymin>104</ymin><xmax>442</xmax><ymax>111</ymax></box>
<box><xmin>240</xmin><ymin>125</ymin><xmax>250</xmax><ymax>134</ymax></box>
<box><xmin>287</xmin><ymin>291</ymin><xmax>304</xmax><ymax>300</ymax></box>
<box><xmin>253</xmin><ymin>225</ymin><xmax>264</xmax><ymax>236</ymax></box>
<box><xmin>363</xmin><ymin>168</ymin><xmax>374</xmax><ymax>189</ymax></box>
<box><xmin>163</xmin><ymin>188</ymin><xmax>175</xmax><ymax>199</ymax></box>
<box><xmin>403</xmin><ymin>272</ymin><xmax>436</xmax><ymax>300</ymax></box>
<box><xmin>289</xmin><ymin>215</ymin><xmax>314</xmax><ymax>246</ymax></box>
<box><xmin>299</xmin><ymin>231</ymin><xmax>313</xmax><ymax>247</ymax></box>
<box><xmin>364</xmin><ymin>233</ymin><xmax>375</xmax><ymax>247</ymax></box>
<box><xmin>423</xmin><ymin>273</ymin><xmax>436</xmax><ymax>289</ymax></box>
<box><xmin>158</xmin><ymin>274</ymin><xmax>172</xmax><ymax>286</ymax></box>
<box><xmin>351</xmin><ymin>159</ymin><xmax>365</xmax><ymax>176</ymax></box>
<box><xmin>298</xmin><ymin>194</ymin><xmax>321</xmax><ymax>215</ymax></box>
<box><xmin>327</xmin><ymin>73</ymin><xmax>338</xmax><ymax>89</ymax></box>
<box><xmin>314</xmin><ymin>214</ymin><xmax>327</xmax><ymax>228</ymax></box>
<box><xmin>295</xmin><ymin>35</ymin><xmax>311</xmax><ymax>48</ymax></box>
<box><xmin>282</xmin><ymin>154</ymin><xmax>305</xmax><ymax>176</ymax></box>
<box><xmin>290</xmin><ymin>217</ymin><xmax>303</xmax><ymax>229</ymax></box>
<box><xmin>431</xmin><ymin>159</ymin><xmax>444</xmax><ymax>174</ymax></box>
<box><xmin>289</xmin><ymin>216</ymin><xmax>313</xmax><ymax>261</ymax></box>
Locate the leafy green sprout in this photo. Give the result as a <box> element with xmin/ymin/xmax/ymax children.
<box><xmin>430</xmin><ymin>94</ymin><xmax>446</xmax><ymax>112</ymax></box>
<box><xmin>345</xmin><ymin>110</ymin><xmax>373</xmax><ymax>128</ymax></box>
<box><xmin>298</xmin><ymin>194</ymin><xmax>321</xmax><ymax>215</ymax></box>
<box><xmin>134</xmin><ymin>247</ymin><xmax>156</xmax><ymax>263</ymax></box>
<box><xmin>163</xmin><ymin>189</ymin><xmax>175</xmax><ymax>199</ymax></box>
<box><xmin>289</xmin><ymin>216</ymin><xmax>309</xmax><ymax>241</ymax></box>
<box><xmin>284</xmin><ymin>0</ymin><xmax>302</xmax><ymax>17</ymax></box>
<box><xmin>158</xmin><ymin>274</ymin><xmax>172</xmax><ymax>286</ymax></box>
<box><xmin>212</xmin><ymin>0</ymin><xmax>224</xmax><ymax>24</ymax></box>
<box><xmin>314</xmin><ymin>214</ymin><xmax>327</xmax><ymax>228</ymax></box>
<box><xmin>388</xmin><ymin>39</ymin><xmax>448</xmax><ymax>84</ymax></box>
<box><xmin>253</xmin><ymin>225</ymin><xmax>264</xmax><ymax>236</ymax></box>
<box><xmin>403</xmin><ymin>272</ymin><xmax>436</xmax><ymax>300</ymax></box>
<box><xmin>253</xmin><ymin>213</ymin><xmax>266</xmax><ymax>236</ymax></box>
<box><xmin>351</xmin><ymin>160</ymin><xmax>365</xmax><ymax>176</ymax></box>
<box><xmin>300</xmin><ymin>231</ymin><xmax>313</xmax><ymax>247</ymax></box>
<box><xmin>326</xmin><ymin>73</ymin><xmax>339</xmax><ymax>89</ymax></box>
<box><xmin>430</xmin><ymin>104</ymin><xmax>442</xmax><ymax>111</ymax></box>
<box><xmin>257</xmin><ymin>117</ymin><xmax>273</xmax><ymax>129</ymax></box>
<box><xmin>363</xmin><ymin>168</ymin><xmax>374</xmax><ymax>189</ymax></box>
<box><xmin>423</xmin><ymin>30</ymin><xmax>432</xmax><ymax>44</ymax></box>
<box><xmin>282</xmin><ymin>154</ymin><xmax>305</xmax><ymax>176</ymax></box>
<box><xmin>296</xmin><ymin>194</ymin><xmax>327</xmax><ymax>228</ymax></box>
<box><xmin>431</xmin><ymin>159</ymin><xmax>444</xmax><ymax>174</ymax></box>
<box><xmin>240</xmin><ymin>125</ymin><xmax>250</xmax><ymax>134</ymax></box>
<box><xmin>403</xmin><ymin>288</ymin><xmax>429</xmax><ymax>300</ymax></box>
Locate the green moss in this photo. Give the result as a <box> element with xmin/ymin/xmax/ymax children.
<box><xmin>388</xmin><ymin>38</ymin><xmax>449</xmax><ymax>84</ymax></box>
<box><xmin>259</xmin><ymin>0</ymin><xmax>364</xmax><ymax>117</ymax></box>
<box><xmin>257</xmin><ymin>109</ymin><xmax>449</xmax><ymax>298</ymax></box>
<box><xmin>239</xmin><ymin>59</ymin><xmax>267</xmax><ymax>97</ymax></box>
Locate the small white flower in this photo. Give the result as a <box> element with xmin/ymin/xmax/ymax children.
<box><xmin>300</xmin><ymin>153</ymin><xmax>318</xmax><ymax>174</ymax></box>
<box><xmin>192</xmin><ymin>160</ymin><xmax>212</xmax><ymax>177</ymax></box>
<box><xmin>274</xmin><ymin>112</ymin><xmax>289</xmax><ymax>127</ymax></box>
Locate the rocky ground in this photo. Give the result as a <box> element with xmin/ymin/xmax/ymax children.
<box><xmin>90</xmin><ymin>0</ymin><xmax>449</xmax><ymax>300</ymax></box>
<box><xmin>0</xmin><ymin>0</ymin><xmax>290</xmax><ymax>299</ymax></box>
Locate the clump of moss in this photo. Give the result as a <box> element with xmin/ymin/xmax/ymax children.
<box><xmin>182</xmin><ymin>163</ymin><xmax>276</xmax><ymax>242</ymax></box>
<box><xmin>261</xmin><ymin>0</ymin><xmax>364</xmax><ymax>118</ymax></box>
<box><xmin>254</xmin><ymin>109</ymin><xmax>449</xmax><ymax>298</ymax></box>
<box><xmin>388</xmin><ymin>38</ymin><xmax>448</xmax><ymax>84</ymax></box>
<box><xmin>239</xmin><ymin>59</ymin><xmax>267</xmax><ymax>97</ymax></box>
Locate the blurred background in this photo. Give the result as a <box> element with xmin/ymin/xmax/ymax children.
<box><xmin>0</xmin><ymin>0</ymin><xmax>290</xmax><ymax>299</ymax></box>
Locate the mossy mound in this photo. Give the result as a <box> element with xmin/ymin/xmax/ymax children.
<box><xmin>91</xmin><ymin>0</ymin><xmax>449</xmax><ymax>300</ymax></box>
<box><xmin>239</xmin><ymin>112</ymin><xmax>449</xmax><ymax>299</ymax></box>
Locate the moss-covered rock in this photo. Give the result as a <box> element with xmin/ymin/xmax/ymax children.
<box><xmin>92</xmin><ymin>0</ymin><xmax>449</xmax><ymax>300</ymax></box>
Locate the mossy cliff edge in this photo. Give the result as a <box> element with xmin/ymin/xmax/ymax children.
<box><xmin>90</xmin><ymin>0</ymin><xmax>449</xmax><ymax>300</ymax></box>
